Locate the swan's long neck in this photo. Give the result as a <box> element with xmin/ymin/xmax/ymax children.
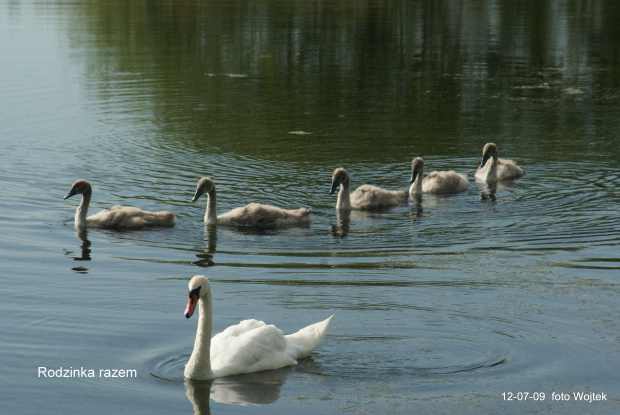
<box><xmin>336</xmin><ymin>180</ymin><xmax>352</xmax><ymax>210</ymax></box>
<box><xmin>485</xmin><ymin>155</ymin><xmax>498</xmax><ymax>183</ymax></box>
<box><xmin>409</xmin><ymin>168</ymin><xmax>424</xmax><ymax>197</ymax></box>
<box><xmin>185</xmin><ymin>291</ymin><xmax>214</xmax><ymax>380</ymax></box>
<box><xmin>205</xmin><ymin>188</ymin><xmax>218</xmax><ymax>224</ymax></box>
<box><xmin>75</xmin><ymin>190</ymin><xmax>91</xmax><ymax>228</ymax></box>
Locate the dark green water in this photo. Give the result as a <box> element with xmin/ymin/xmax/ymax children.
<box><xmin>1</xmin><ymin>1</ymin><xmax>619</xmax><ymax>414</ymax></box>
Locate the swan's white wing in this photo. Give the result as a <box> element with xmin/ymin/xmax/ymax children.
<box><xmin>210</xmin><ymin>319</ymin><xmax>297</xmax><ymax>378</ymax></box>
<box><xmin>284</xmin><ymin>315</ymin><xmax>333</xmax><ymax>358</ymax></box>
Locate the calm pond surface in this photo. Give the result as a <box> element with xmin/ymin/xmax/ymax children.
<box><xmin>1</xmin><ymin>0</ymin><xmax>619</xmax><ymax>414</ymax></box>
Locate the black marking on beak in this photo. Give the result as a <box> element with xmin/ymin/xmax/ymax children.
<box><xmin>189</xmin><ymin>287</ymin><xmax>201</xmax><ymax>298</ymax></box>
<box><xmin>184</xmin><ymin>286</ymin><xmax>201</xmax><ymax>319</ymax></box>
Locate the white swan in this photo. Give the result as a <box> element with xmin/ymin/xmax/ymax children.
<box><xmin>64</xmin><ymin>179</ymin><xmax>175</xmax><ymax>229</ymax></box>
<box><xmin>409</xmin><ymin>158</ymin><xmax>469</xmax><ymax>197</ymax></box>
<box><xmin>192</xmin><ymin>177</ymin><xmax>311</xmax><ymax>227</ymax></box>
<box><xmin>475</xmin><ymin>143</ymin><xmax>524</xmax><ymax>183</ymax></box>
<box><xmin>184</xmin><ymin>275</ymin><xmax>333</xmax><ymax>380</ymax></box>
<box><xmin>330</xmin><ymin>168</ymin><xmax>407</xmax><ymax>210</ymax></box>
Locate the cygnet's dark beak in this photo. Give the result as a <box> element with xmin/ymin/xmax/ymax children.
<box><xmin>410</xmin><ymin>169</ymin><xmax>419</xmax><ymax>184</ymax></box>
<box><xmin>192</xmin><ymin>189</ymin><xmax>203</xmax><ymax>202</ymax></box>
<box><xmin>64</xmin><ymin>189</ymin><xmax>76</xmax><ymax>200</ymax></box>
<box><xmin>480</xmin><ymin>153</ymin><xmax>491</xmax><ymax>168</ymax></box>
<box><xmin>329</xmin><ymin>181</ymin><xmax>339</xmax><ymax>195</ymax></box>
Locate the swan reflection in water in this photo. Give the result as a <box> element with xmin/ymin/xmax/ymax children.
<box><xmin>409</xmin><ymin>200</ymin><xmax>424</xmax><ymax>221</ymax></box>
<box><xmin>62</xmin><ymin>229</ymin><xmax>92</xmax><ymax>273</ymax></box>
<box><xmin>332</xmin><ymin>207</ymin><xmax>415</xmax><ymax>238</ymax></box>
<box><xmin>479</xmin><ymin>169</ymin><xmax>526</xmax><ymax>200</ymax></box>
<box><xmin>479</xmin><ymin>182</ymin><xmax>498</xmax><ymax>200</ymax></box>
<box><xmin>330</xmin><ymin>209</ymin><xmax>351</xmax><ymax>238</ymax></box>
<box><xmin>73</xmin><ymin>229</ymin><xmax>92</xmax><ymax>261</ymax></box>
<box><xmin>193</xmin><ymin>226</ymin><xmax>217</xmax><ymax>267</ymax></box>
<box><xmin>184</xmin><ymin>366</ymin><xmax>295</xmax><ymax>414</ymax></box>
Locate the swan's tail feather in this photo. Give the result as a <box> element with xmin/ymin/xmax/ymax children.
<box><xmin>285</xmin><ymin>315</ymin><xmax>333</xmax><ymax>359</ymax></box>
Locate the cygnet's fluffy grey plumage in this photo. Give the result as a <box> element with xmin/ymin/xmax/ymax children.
<box><xmin>64</xmin><ymin>179</ymin><xmax>175</xmax><ymax>229</ymax></box>
<box><xmin>330</xmin><ymin>168</ymin><xmax>407</xmax><ymax>210</ymax></box>
<box><xmin>409</xmin><ymin>158</ymin><xmax>469</xmax><ymax>197</ymax></box>
<box><xmin>475</xmin><ymin>143</ymin><xmax>524</xmax><ymax>183</ymax></box>
<box><xmin>192</xmin><ymin>177</ymin><xmax>311</xmax><ymax>227</ymax></box>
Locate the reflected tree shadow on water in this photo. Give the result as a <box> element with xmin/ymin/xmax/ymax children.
<box><xmin>184</xmin><ymin>366</ymin><xmax>294</xmax><ymax>414</ymax></box>
<box><xmin>63</xmin><ymin>229</ymin><xmax>92</xmax><ymax>274</ymax></box>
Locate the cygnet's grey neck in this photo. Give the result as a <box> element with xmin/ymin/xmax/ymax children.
<box><xmin>336</xmin><ymin>181</ymin><xmax>352</xmax><ymax>210</ymax></box>
<box><xmin>485</xmin><ymin>156</ymin><xmax>499</xmax><ymax>183</ymax></box>
<box><xmin>409</xmin><ymin>168</ymin><xmax>424</xmax><ymax>197</ymax></box>
<box><xmin>75</xmin><ymin>189</ymin><xmax>92</xmax><ymax>228</ymax></box>
<box><xmin>204</xmin><ymin>188</ymin><xmax>218</xmax><ymax>224</ymax></box>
